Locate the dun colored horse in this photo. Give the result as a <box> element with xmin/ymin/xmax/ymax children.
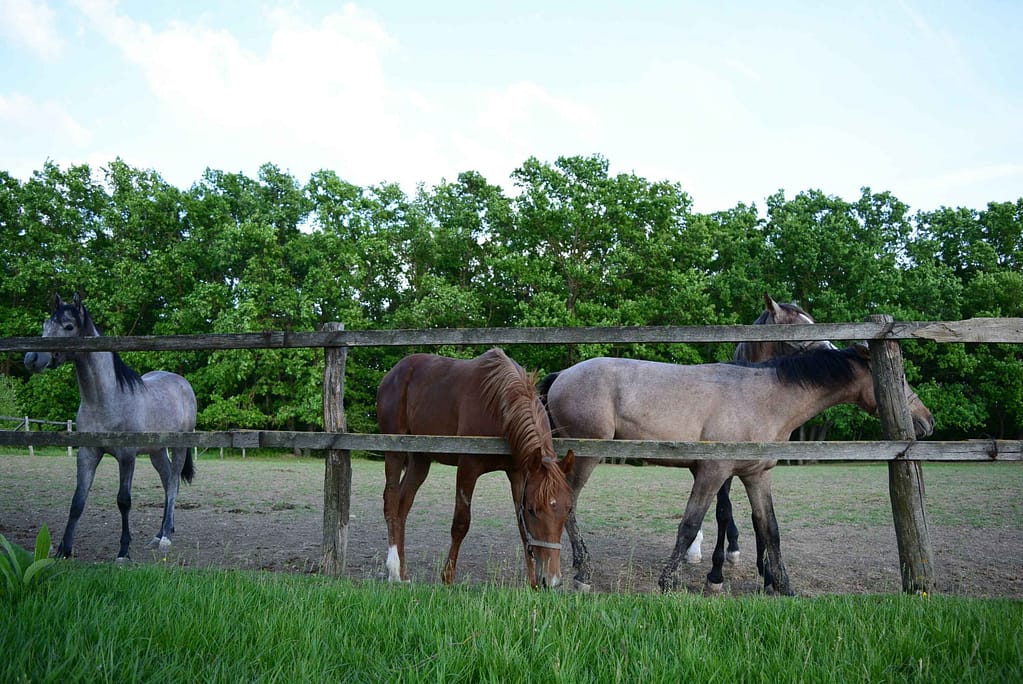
<box><xmin>543</xmin><ymin>344</ymin><xmax>934</xmax><ymax>594</ymax></box>
<box><xmin>24</xmin><ymin>294</ymin><xmax>197</xmax><ymax>560</ymax></box>
<box><xmin>377</xmin><ymin>348</ymin><xmax>575</xmax><ymax>588</ymax></box>
<box><xmin>544</xmin><ymin>294</ymin><xmax>834</xmax><ymax>588</ymax></box>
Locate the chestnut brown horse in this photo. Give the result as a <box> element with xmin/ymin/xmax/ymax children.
<box><xmin>377</xmin><ymin>348</ymin><xmax>575</xmax><ymax>588</ymax></box>
<box><xmin>543</xmin><ymin>344</ymin><xmax>934</xmax><ymax>595</ymax></box>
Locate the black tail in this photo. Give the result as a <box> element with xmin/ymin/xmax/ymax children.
<box><xmin>536</xmin><ymin>371</ymin><xmax>560</xmax><ymax>416</ymax></box>
<box><xmin>182</xmin><ymin>449</ymin><xmax>195</xmax><ymax>484</ymax></box>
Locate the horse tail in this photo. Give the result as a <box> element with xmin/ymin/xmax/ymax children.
<box><xmin>182</xmin><ymin>448</ymin><xmax>195</xmax><ymax>484</ymax></box>
<box><xmin>536</xmin><ymin>372</ymin><xmax>559</xmax><ymax>409</ymax></box>
<box><xmin>536</xmin><ymin>371</ymin><xmax>561</xmax><ymax>430</ymax></box>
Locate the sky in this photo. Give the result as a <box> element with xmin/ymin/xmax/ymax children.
<box><xmin>1</xmin><ymin>0</ymin><xmax>1021</xmax><ymax>214</ymax></box>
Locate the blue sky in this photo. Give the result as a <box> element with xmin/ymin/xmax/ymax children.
<box><xmin>2</xmin><ymin>0</ymin><xmax>1021</xmax><ymax>213</ymax></box>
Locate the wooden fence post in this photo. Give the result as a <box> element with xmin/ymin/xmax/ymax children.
<box><xmin>867</xmin><ymin>314</ymin><xmax>933</xmax><ymax>593</ymax></box>
<box><xmin>320</xmin><ymin>322</ymin><xmax>351</xmax><ymax>576</ymax></box>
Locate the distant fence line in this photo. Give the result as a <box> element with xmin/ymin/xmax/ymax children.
<box><xmin>2</xmin><ymin>316</ymin><xmax>1021</xmax><ymax>594</ymax></box>
<box><xmin>0</xmin><ymin>414</ymin><xmax>74</xmax><ymax>457</ymax></box>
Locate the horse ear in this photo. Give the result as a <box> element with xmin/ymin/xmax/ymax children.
<box><xmin>854</xmin><ymin>342</ymin><xmax>870</xmax><ymax>359</ymax></box>
<box><xmin>73</xmin><ymin>292</ymin><xmax>83</xmax><ymax>309</ymax></box>
<box><xmin>51</xmin><ymin>293</ymin><xmax>62</xmax><ymax>312</ymax></box>
<box><xmin>764</xmin><ymin>293</ymin><xmax>782</xmax><ymax>317</ymax></box>
<box><xmin>560</xmin><ymin>449</ymin><xmax>575</xmax><ymax>474</ymax></box>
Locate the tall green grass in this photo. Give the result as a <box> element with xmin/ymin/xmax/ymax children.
<box><xmin>2</xmin><ymin>564</ymin><xmax>1019</xmax><ymax>683</ymax></box>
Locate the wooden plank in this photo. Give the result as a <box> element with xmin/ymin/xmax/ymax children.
<box><xmin>911</xmin><ymin>318</ymin><xmax>1023</xmax><ymax>344</ymax></box>
<box><xmin>3</xmin><ymin>429</ymin><xmax>1018</xmax><ymax>462</ymax></box>
<box><xmin>6</xmin><ymin>320</ymin><xmax>1002</xmax><ymax>353</ymax></box>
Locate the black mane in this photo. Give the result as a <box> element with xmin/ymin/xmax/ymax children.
<box><xmin>729</xmin><ymin>346</ymin><xmax>865</xmax><ymax>389</ymax></box>
<box><xmin>54</xmin><ymin>302</ymin><xmax>145</xmax><ymax>393</ymax></box>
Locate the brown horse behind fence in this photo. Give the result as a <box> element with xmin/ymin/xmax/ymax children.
<box><xmin>377</xmin><ymin>348</ymin><xmax>575</xmax><ymax>588</ymax></box>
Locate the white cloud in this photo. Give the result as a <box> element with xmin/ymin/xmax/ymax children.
<box><xmin>0</xmin><ymin>92</ymin><xmax>91</xmax><ymax>145</ymax></box>
<box><xmin>0</xmin><ymin>0</ymin><xmax>63</xmax><ymax>60</ymax></box>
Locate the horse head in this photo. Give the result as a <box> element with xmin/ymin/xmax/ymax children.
<box><xmin>24</xmin><ymin>293</ymin><xmax>95</xmax><ymax>373</ymax></box>
<box><xmin>852</xmin><ymin>344</ymin><xmax>935</xmax><ymax>438</ymax></box>
<box><xmin>735</xmin><ymin>293</ymin><xmax>837</xmax><ymax>363</ymax></box>
<box><xmin>520</xmin><ymin>450</ymin><xmax>575</xmax><ymax>589</ymax></box>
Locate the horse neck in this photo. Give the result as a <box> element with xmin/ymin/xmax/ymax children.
<box><xmin>72</xmin><ymin>351</ymin><xmax>124</xmax><ymax>407</ymax></box>
<box><xmin>768</xmin><ymin>373</ymin><xmax>869</xmax><ymax>438</ymax></box>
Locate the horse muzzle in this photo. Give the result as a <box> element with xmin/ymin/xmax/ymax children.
<box><xmin>24</xmin><ymin>351</ymin><xmax>56</xmax><ymax>373</ymax></box>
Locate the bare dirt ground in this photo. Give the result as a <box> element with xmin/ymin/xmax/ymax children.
<box><xmin>1</xmin><ymin>453</ymin><xmax>1021</xmax><ymax>598</ymax></box>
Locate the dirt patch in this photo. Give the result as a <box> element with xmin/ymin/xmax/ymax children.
<box><xmin>1</xmin><ymin>454</ymin><xmax>1020</xmax><ymax>598</ymax></box>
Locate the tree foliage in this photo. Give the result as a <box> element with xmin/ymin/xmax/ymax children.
<box><xmin>2</xmin><ymin>157</ymin><xmax>1020</xmax><ymax>440</ymax></box>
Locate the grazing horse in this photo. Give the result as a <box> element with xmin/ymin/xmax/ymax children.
<box><xmin>377</xmin><ymin>348</ymin><xmax>575</xmax><ymax>589</ymax></box>
<box><xmin>543</xmin><ymin>344</ymin><xmax>934</xmax><ymax>594</ymax></box>
<box><xmin>23</xmin><ymin>294</ymin><xmax>197</xmax><ymax>560</ymax></box>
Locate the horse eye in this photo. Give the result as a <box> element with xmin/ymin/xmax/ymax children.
<box><xmin>63</xmin><ymin>324</ymin><xmax>74</xmax><ymax>331</ymax></box>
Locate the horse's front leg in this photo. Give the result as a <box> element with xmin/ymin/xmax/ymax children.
<box><xmin>565</xmin><ymin>457</ymin><xmax>598</xmax><ymax>589</ymax></box>
<box><xmin>741</xmin><ymin>470</ymin><xmax>793</xmax><ymax>596</ymax></box>
<box><xmin>442</xmin><ymin>464</ymin><xmax>480</xmax><ymax>585</ymax></box>
<box><xmin>56</xmin><ymin>446</ymin><xmax>103</xmax><ymax>558</ymax></box>
<box><xmin>659</xmin><ymin>474</ymin><xmax>723</xmax><ymax>592</ymax></box>
<box><xmin>114</xmin><ymin>450</ymin><xmax>138</xmax><ymax>560</ymax></box>
<box><xmin>147</xmin><ymin>447</ymin><xmax>176</xmax><ymax>550</ymax></box>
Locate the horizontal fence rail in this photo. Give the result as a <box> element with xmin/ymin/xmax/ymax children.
<box><xmin>1</xmin><ymin>430</ymin><xmax>1019</xmax><ymax>462</ymax></box>
<box><xmin>1</xmin><ymin>317</ymin><xmax>1021</xmax><ymax>353</ymax></box>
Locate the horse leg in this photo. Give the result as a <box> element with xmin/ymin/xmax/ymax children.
<box><xmin>114</xmin><ymin>450</ymin><xmax>138</xmax><ymax>561</ymax></box>
<box><xmin>721</xmin><ymin>476</ymin><xmax>741</xmax><ymax>564</ymax></box>
<box><xmin>565</xmin><ymin>456</ymin><xmax>598</xmax><ymax>589</ymax></box>
<box><xmin>146</xmin><ymin>447</ymin><xmax>178</xmax><ymax>550</ymax></box>
<box><xmin>441</xmin><ymin>464</ymin><xmax>480</xmax><ymax>585</ymax></box>
<box><xmin>706</xmin><ymin>480</ymin><xmax>737</xmax><ymax>592</ymax></box>
<box><xmin>56</xmin><ymin>446</ymin><xmax>103</xmax><ymax>558</ymax></box>
<box><xmin>658</xmin><ymin>475</ymin><xmax>723</xmax><ymax>592</ymax></box>
<box><xmin>383</xmin><ymin>454</ymin><xmax>430</xmax><ymax>582</ymax></box>
<box><xmin>740</xmin><ymin>470</ymin><xmax>793</xmax><ymax>596</ymax></box>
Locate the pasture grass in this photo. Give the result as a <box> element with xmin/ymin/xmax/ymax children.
<box><xmin>2</xmin><ymin>563</ymin><xmax>1020</xmax><ymax>683</ymax></box>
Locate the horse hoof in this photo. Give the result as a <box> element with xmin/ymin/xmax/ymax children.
<box><xmin>684</xmin><ymin>551</ymin><xmax>702</xmax><ymax>564</ymax></box>
<box><xmin>726</xmin><ymin>550</ymin><xmax>740</xmax><ymax>565</ymax></box>
<box><xmin>115</xmin><ymin>556</ymin><xmax>132</xmax><ymax>565</ymax></box>
<box><xmin>573</xmin><ymin>579</ymin><xmax>592</xmax><ymax>593</ymax></box>
<box><xmin>704</xmin><ymin>581</ymin><xmax>725</xmax><ymax>594</ymax></box>
<box><xmin>158</xmin><ymin>537</ymin><xmax>172</xmax><ymax>551</ymax></box>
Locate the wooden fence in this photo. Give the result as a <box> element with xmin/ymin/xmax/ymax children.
<box><xmin>0</xmin><ymin>415</ymin><xmax>74</xmax><ymax>457</ymax></box>
<box><xmin>2</xmin><ymin>316</ymin><xmax>1021</xmax><ymax>593</ymax></box>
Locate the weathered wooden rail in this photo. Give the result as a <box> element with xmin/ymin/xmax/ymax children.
<box><xmin>2</xmin><ymin>316</ymin><xmax>1021</xmax><ymax>593</ymax></box>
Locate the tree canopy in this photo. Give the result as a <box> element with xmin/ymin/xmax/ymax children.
<box><xmin>2</xmin><ymin>156</ymin><xmax>1020</xmax><ymax>439</ymax></box>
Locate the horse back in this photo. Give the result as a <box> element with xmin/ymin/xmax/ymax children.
<box><xmin>376</xmin><ymin>354</ymin><xmax>501</xmax><ymax>438</ymax></box>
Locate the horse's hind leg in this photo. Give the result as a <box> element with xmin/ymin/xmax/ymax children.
<box><xmin>658</xmin><ymin>476</ymin><xmax>722</xmax><ymax>592</ymax></box>
<box><xmin>707</xmin><ymin>480</ymin><xmax>736</xmax><ymax>592</ymax></box>
<box><xmin>723</xmin><ymin>477</ymin><xmax>741</xmax><ymax>563</ymax></box>
<box><xmin>383</xmin><ymin>454</ymin><xmax>430</xmax><ymax>582</ymax></box>
<box><xmin>741</xmin><ymin>470</ymin><xmax>793</xmax><ymax>596</ymax></box>
<box><xmin>115</xmin><ymin>450</ymin><xmax>138</xmax><ymax>561</ymax></box>
<box><xmin>148</xmin><ymin>447</ymin><xmax>178</xmax><ymax>550</ymax></box>
<box><xmin>441</xmin><ymin>464</ymin><xmax>481</xmax><ymax>585</ymax></box>
<box><xmin>56</xmin><ymin>446</ymin><xmax>103</xmax><ymax>558</ymax></box>
<box><xmin>565</xmin><ymin>457</ymin><xmax>599</xmax><ymax>589</ymax></box>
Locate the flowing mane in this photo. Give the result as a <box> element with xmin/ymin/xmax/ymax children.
<box><xmin>479</xmin><ymin>348</ymin><xmax>557</xmax><ymax>467</ymax></box>
<box><xmin>478</xmin><ymin>348</ymin><xmax>568</xmax><ymax>505</ymax></box>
